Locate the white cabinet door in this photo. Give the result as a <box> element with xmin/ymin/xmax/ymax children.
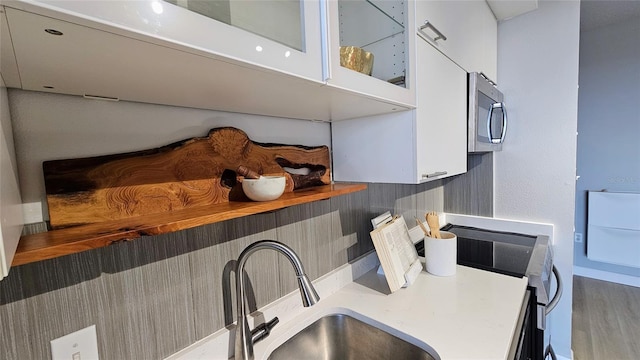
<box><xmin>415</xmin><ymin>0</ymin><xmax>497</xmax><ymax>81</ymax></box>
<box><xmin>415</xmin><ymin>37</ymin><xmax>467</xmax><ymax>182</ymax></box>
<box><xmin>331</xmin><ymin>36</ymin><xmax>467</xmax><ymax>184</ymax></box>
<box><xmin>325</xmin><ymin>0</ymin><xmax>416</xmax><ymax>108</ymax></box>
<box><xmin>0</xmin><ymin>83</ymin><xmax>23</xmax><ymax>279</ymax></box>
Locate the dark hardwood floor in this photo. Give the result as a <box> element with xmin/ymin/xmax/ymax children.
<box><xmin>572</xmin><ymin>276</ymin><xmax>640</xmax><ymax>360</ymax></box>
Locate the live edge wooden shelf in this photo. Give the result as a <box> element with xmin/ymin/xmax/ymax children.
<box><xmin>12</xmin><ymin>183</ymin><xmax>367</xmax><ymax>267</ymax></box>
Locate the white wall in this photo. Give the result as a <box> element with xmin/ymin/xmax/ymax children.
<box><xmin>8</xmin><ymin>90</ymin><xmax>330</xmax><ymax>222</ymax></box>
<box><xmin>574</xmin><ymin>16</ymin><xmax>640</xmax><ymax>277</ymax></box>
<box><xmin>495</xmin><ymin>1</ymin><xmax>580</xmax><ymax>358</ymax></box>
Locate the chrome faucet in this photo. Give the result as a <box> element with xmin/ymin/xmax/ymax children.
<box><xmin>234</xmin><ymin>240</ymin><xmax>320</xmax><ymax>360</ymax></box>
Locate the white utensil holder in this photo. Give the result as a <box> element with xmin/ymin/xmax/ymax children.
<box><xmin>424</xmin><ymin>231</ymin><xmax>457</xmax><ymax>276</ymax></box>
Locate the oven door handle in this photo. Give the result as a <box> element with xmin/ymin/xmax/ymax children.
<box><xmin>545</xmin><ymin>265</ymin><xmax>563</xmax><ymax>315</ymax></box>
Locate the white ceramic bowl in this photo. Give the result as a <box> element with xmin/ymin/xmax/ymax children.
<box><xmin>242</xmin><ymin>176</ymin><xmax>286</xmax><ymax>201</ymax></box>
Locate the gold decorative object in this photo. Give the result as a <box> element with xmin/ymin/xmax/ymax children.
<box><xmin>339</xmin><ymin>46</ymin><xmax>374</xmax><ymax>76</ymax></box>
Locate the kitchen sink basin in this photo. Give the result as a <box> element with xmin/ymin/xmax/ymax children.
<box><xmin>267</xmin><ymin>314</ymin><xmax>440</xmax><ymax>360</ymax></box>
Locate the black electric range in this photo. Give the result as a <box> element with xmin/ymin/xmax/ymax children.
<box><xmin>415</xmin><ymin>224</ymin><xmax>559</xmax><ymax>360</ymax></box>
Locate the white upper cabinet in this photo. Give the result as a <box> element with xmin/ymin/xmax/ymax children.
<box><xmin>331</xmin><ymin>35</ymin><xmax>467</xmax><ymax>184</ymax></box>
<box><xmin>0</xmin><ymin>81</ymin><xmax>24</xmax><ymax>280</ymax></box>
<box><xmin>3</xmin><ymin>5</ymin><xmax>328</xmax><ymax>121</ymax></box>
<box><xmin>0</xmin><ymin>8</ymin><xmax>20</xmax><ymax>88</ymax></box>
<box><xmin>414</xmin><ymin>36</ymin><xmax>467</xmax><ymax>182</ymax></box>
<box><xmin>1</xmin><ymin>0</ymin><xmax>415</xmax><ymax>121</ymax></box>
<box><xmin>325</xmin><ymin>0</ymin><xmax>416</xmax><ymax>108</ymax></box>
<box><xmin>415</xmin><ymin>0</ymin><xmax>497</xmax><ymax>82</ymax></box>
<box><xmin>14</xmin><ymin>0</ymin><xmax>324</xmax><ymax>82</ymax></box>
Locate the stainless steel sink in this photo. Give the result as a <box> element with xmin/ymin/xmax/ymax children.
<box><xmin>267</xmin><ymin>314</ymin><xmax>440</xmax><ymax>360</ymax></box>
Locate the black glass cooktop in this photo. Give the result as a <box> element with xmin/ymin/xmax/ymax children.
<box><xmin>415</xmin><ymin>224</ymin><xmax>537</xmax><ymax>278</ymax></box>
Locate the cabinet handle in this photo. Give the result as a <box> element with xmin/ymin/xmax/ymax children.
<box><xmin>422</xmin><ymin>171</ymin><xmax>448</xmax><ymax>178</ymax></box>
<box><xmin>418</xmin><ymin>21</ymin><xmax>447</xmax><ymax>42</ymax></box>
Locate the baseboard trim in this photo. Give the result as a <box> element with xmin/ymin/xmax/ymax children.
<box><xmin>573</xmin><ymin>266</ymin><xmax>640</xmax><ymax>288</ymax></box>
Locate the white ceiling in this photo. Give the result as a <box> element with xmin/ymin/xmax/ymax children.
<box><xmin>580</xmin><ymin>0</ymin><xmax>640</xmax><ymax>32</ymax></box>
<box><xmin>486</xmin><ymin>0</ymin><xmax>539</xmax><ymax>21</ymax></box>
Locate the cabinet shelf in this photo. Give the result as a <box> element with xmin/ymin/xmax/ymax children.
<box><xmin>12</xmin><ymin>183</ymin><xmax>366</xmax><ymax>267</ymax></box>
<box><xmin>339</xmin><ymin>0</ymin><xmax>405</xmax><ymax>50</ymax></box>
<box><xmin>328</xmin><ymin>0</ymin><xmax>414</xmax><ymax>106</ymax></box>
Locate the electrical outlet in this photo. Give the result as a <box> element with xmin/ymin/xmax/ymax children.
<box><xmin>574</xmin><ymin>233</ymin><xmax>583</xmax><ymax>243</ymax></box>
<box><xmin>50</xmin><ymin>325</ymin><xmax>99</xmax><ymax>360</ymax></box>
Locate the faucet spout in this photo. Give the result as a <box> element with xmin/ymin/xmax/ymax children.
<box><xmin>234</xmin><ymin>240</ymin><xmax>320</xmax><ymax>360</ymax></box>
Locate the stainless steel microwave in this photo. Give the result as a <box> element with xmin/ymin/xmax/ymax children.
<box><xmin>468</xmin><ymin>72</ymin><xmax>508</xmax><ymax>152</ymax></box>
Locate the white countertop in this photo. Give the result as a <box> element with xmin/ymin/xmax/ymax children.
<box><xmin>169</xmin><ymin>252</ymin><xmax>528</xmax><ymax>360</ymax></box>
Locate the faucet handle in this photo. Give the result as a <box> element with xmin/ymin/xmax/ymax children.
<box><xmin>250</xmin><ymin>317</ymin><xmax>280</xmax><ymax>345</ymax></box>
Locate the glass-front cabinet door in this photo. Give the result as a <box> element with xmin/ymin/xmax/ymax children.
<box><xmin>26</xmin><ymin>0</ymin><xmax>324</xmax><ymax>82</ymax></box>
<box><xmin>165</xmin><ymin>0</ymin><xmax>304</xmax><ymax>51</ymax></box>
<box><xmin>324</xmin><ymin>0</ymin><xmax>416</xmax><ymax>107</ymax></box>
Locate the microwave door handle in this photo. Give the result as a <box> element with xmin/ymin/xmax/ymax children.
<box><xmin>487</xmin><ymin>102</ymin><xmax>508</xmax><ymax>144</ymax></box>
<box><xmin>498</xmin><ymin>103</ymin><xmax>508</xmax><ymax>144</ymax></box>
